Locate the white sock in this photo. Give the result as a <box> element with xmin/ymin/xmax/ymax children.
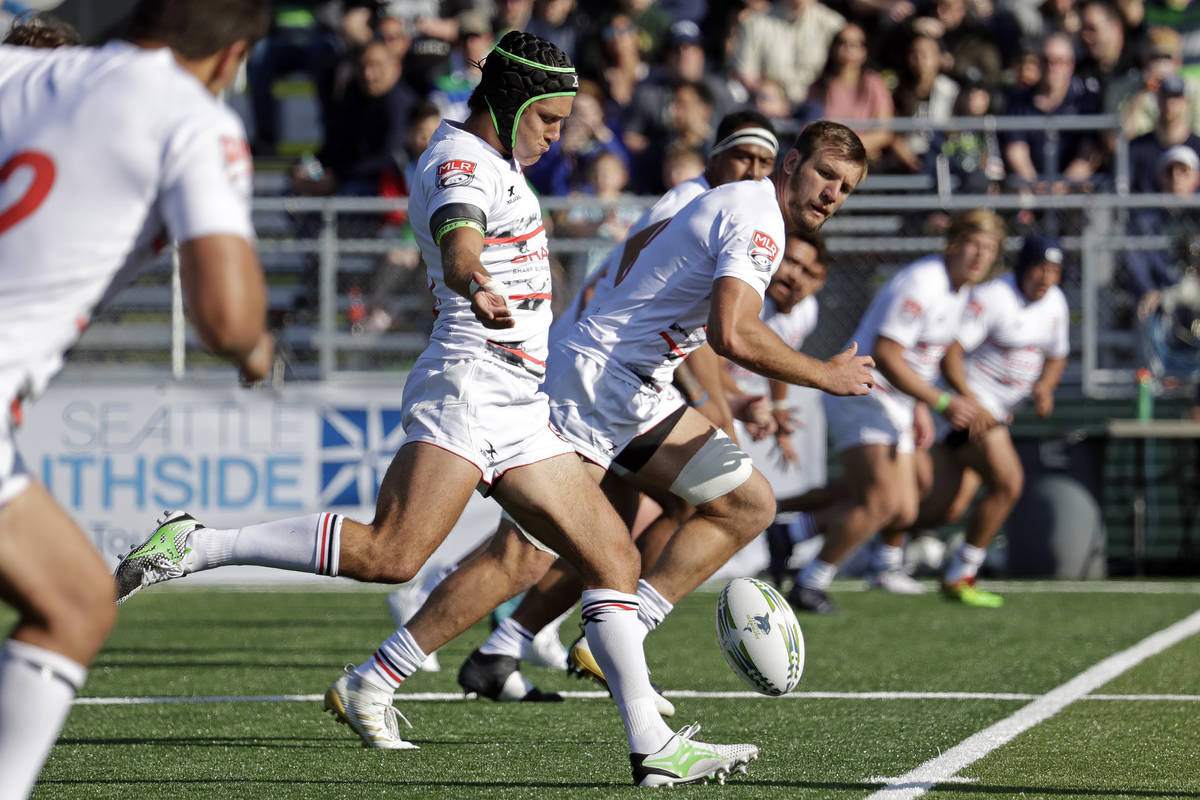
<box><xmin>873</xmin><ymin>543</ymin><xmax>905</xmax><ymax>573</ymax></box>
<box><xmin>943</xmin><ymin>543</ymin><xmax>987</xmax><ymax>585</ymax></box>
<box><xmin>189</xmin><ymin>513</ymin><xmax>342</xmax><ymax>576</ymax></box>
<box><xmin>0</xmin><ymin>640</ymin><xmax>88</xmax><ymax>800</ymax></box>
<box><xmin>635</xmin><ymin>579</ymin><xmax>674</xmax><ymax>633</ymax></box>
<box><xmin>356</xmin><ymin>626</ymin><xmax>426</xmax><ymax>692</ymax></box>
<box><xmin>799</xmin><ymin>559</ymin><xmax>837</xmax><ymax>591</ymax></box>
<box><xmin>580</xmin><ymin>589</ymin><xmax>673</xmax><ymax>754</ymax></box>
<box><xmin>479</xmin><ymin>617</ymin><xmax>532</xmax><ymax>659</ymax></box>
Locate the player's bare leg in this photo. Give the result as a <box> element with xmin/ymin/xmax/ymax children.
<box><xmin>940</xmin><ymin>427</ymin><xmax>1021</xmax><ymax>606</ymax></box>
<box><xmin>633</xmin><ymin>408</ymin><xmax>775</xmax><ymax>604</ymax></box>
<box><xmin>0</xmin><ymin>482</ymin><xmax>116</xmax><ymax>800</ymax></box>
<box><xmin>116</xmin><ymin>442</ymin><xmax>482</xmax><ymax>604</ymax></box>
<box><xmin>406</xmin><ymin>522</ymin><xmax>556</xmax><ymax>655</ymax></box>
<box><xmin>790</xmin><ymin>445</ymin><xmax>917</xmax><ymax>613</ymax></box>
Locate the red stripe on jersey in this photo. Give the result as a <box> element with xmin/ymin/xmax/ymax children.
<box><xmin>508</xmin><ymin>293</ymin><xmax>552</xmax><ymax>300</ymax></box>
<box><xmin>484</xmin><ymin>225</ymin><xmax>545</xmax><ymax>245</ymax></box>
<box><xmin>659</xmin><ymin>331</ymin><xmax>685</xmax><ymax>358</ymax></box>
<box><xmin>485</xmin><ymin>340</ymin><xmax>546</xmax><ymax>367</ymax></box>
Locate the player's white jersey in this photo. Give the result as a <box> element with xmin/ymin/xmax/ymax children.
<box><xmin>0</xmin><ymin>41</ymin><xmax>254</xmax><ymax>409</ymax></box>
<box><xmin>551</xmin><ymin>174</ymin><xmax>711</xmax><ymax>336</ymax></box>
<box><xmin>409</xmin><ymin>120</ymin><xmax>553</xmax><ymax>376</ymax></box>
<box><xmin>955</xmin><ymin>273</ymin><xmax>1070</xmax><ymax>418</ymax></box>
<box><xmin>564</xmin><ymin>178</ymin><xmax>785</xmax><ymax>388</ymax></box>
<box><xmin>849</xmin><ymin>255</ymin><xmax>970</xmax><ymax>397</ymax></box>
<box><xmin>727</xmin><ymin>295</ymin><xmax>818</xmax><ymax>395</ymax></box>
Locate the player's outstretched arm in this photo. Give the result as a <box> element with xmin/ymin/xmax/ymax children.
<box><xmin>178</xmin><ymin>234</ymin><xmax>273</xmax><ymax>382</ymax></box>
<box><xmin>438</xmin><ymin>225</ymin><xmax>513</xmax><ymax>329</ymax></box>
<box><xmin>877</xmin><ymin>336</ymin><xmax>977</xmax><ymax>429</ymax></box>
<box><xmin>708</xmin><ymin>276</ymin><xmax>873</xmax><ymax>395</ymax></box>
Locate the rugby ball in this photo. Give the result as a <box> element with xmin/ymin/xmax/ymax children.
<box><xmin>715</xmin><ymin>577</ymin><xmax>805</xmax><ymax>696</ymax></box>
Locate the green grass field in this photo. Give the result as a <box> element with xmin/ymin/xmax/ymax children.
<box><xmin>12</xmin><ymin>580</ymin><xmax>1200</xmax><ymax>799</ymax></box>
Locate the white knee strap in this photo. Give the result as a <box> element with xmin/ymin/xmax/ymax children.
<box><xmin>500</xmin><ymin>510</ymin><xmax>560</xmax><ymax>558</ymax></box>
<box><xmin>669</xmin><ymin>429</ymin><xmax>754</xmax><ymax>506</ymax></box>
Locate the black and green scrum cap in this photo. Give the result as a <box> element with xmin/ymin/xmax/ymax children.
<box><xmin>481</xmin><ymin>30</ymin><xmax>577</xmax><ymax>154</ymax></box>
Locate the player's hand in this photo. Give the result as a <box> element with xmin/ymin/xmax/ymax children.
<box><xmin>732</xmin><ymin>393</ymin><xmax>771</xmax><ymax>426</ymax></box>
<box><xmin>237</xmin><ymin>330</ymin><xmax>275</xmax><ymax>385</ymax></box>
<box><xmin>469</xmin><ymin>271</ymin><xmax>514</xmax><ymax>329</ymax></box>
<box><xmin>1033</xmin><ymin>383</ymin><xmax>1055</xmax><ymax>418</ymax></box>
<box><xmin>772</xmin><ymin>405</ymin><xmax>797</xmax><ymax>435</ymax></box>
<box><xmin>773</xmin><ymin>431</ymin><xmax>799</xmax><ymax>468</ymax></box>
<box><xmin>913</xmin><ymin>402</ymin><xmax>935</xmax><ymax>450</ymax></box>
<box><xmin>968</xmin><ymin>407</ymin><xmax>1000</xmax><ymax>439</ymax></box>
<box><xmin>821</xmin><ymin>342</ymin><xmax>875</xmax><ymax>396</ymax></box>
<box><xmin>942</xmin><ymin>393</ymin><xmax>980</xmax><ymax>430</ymax></box>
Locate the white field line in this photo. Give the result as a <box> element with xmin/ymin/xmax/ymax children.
<box><xmin>74</xmin><ymin>689</ymin><xmax>1200</xmax><ymax>706</ymax></box>
<box><xmin>864</xmin><ymin>607</ymin><xmax>1200</xmax><ymax>800</ymax></box>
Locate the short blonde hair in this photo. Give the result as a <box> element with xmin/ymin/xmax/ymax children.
<box><xmin>946</xmin><ymin>209</ymin><xmax>1006</xmax><ymax>250</ymax></box>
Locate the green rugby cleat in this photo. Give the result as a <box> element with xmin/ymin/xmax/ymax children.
<box><xmin>941</xmin><ymin>579</ymin><xmax>1004</xmax><ymax>608</ymax></box>
<box><xmin>631</xmin><ymin>723</ymin><xmax>758</xmax><ymax>787</ymax></box>
<box><xmin>114</xmin><ymin>510</ymin><xmax>203</xmax><ymax>604</ymax></box>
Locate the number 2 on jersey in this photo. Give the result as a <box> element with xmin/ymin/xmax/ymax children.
<box><xmin>0</xmin><ymin>151</ymin><xmax>55</xmax><ymax>235</ymax></box>
<box><xmin>613</xmin><ymin>217</ymin><xmax>672</xmax><ymax>287</ymax></box>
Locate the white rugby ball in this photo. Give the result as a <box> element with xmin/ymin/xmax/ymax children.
<box><xmin>715</xmin><ymin>577</ymin><xmax>805</xmax><ymax>696</ymax></box>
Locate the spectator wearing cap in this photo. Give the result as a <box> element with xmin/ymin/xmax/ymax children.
<box><xmin>623</xmin><ymin>19</ymin><xmax>737</xmax><ymax>160</ymax></box>
<box><xmin>1002</xmin><ymin>31</ymin><xmax>1105</xmax><ymax>191</ymax></box>
<box><xmin>1127</xmin><ymin>75</ymin><xmax>1200</xmax><ymax>192</ymax></box>
<box><xmin>1107</xmin><ymin>26</ymin><xmax>1200</xmax><ymax>139</ymax></box>
<box><xmin>1124</xmin><ymin>144</ymin><xmax>1200</xmax><ymax>321</ymax></box>
<box><xmin>734</xmin><ymin>0</ymin><xmax>846</xmax><ymax>105</ymax></box>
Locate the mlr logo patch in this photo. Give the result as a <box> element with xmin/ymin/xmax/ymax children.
<box><xmin>749</xmin><ymin>230</ymin><xmax>778</xmax><ymax>271</ymax></box>
<box><xmin>437</xmin><ymin>160</ymin><xmax>477</xmax><ymax>188</ymax></box>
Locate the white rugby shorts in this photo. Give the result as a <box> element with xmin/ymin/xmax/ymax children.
<box><xmin>544</xmin><ymin>344</ymin><xmax>686</xmax><ymax>470</ymax></box>
<box><xmin>0</xmin><ymin>411</ymin><xmax>30</xmax><ymax>508</ymax></box>
<box><xmin>400</xmin><ymin>355</ymin><xmax>573</xmax><ymax>487</ymax></box>
<box><xmin>824</xmin><ymin>387</ymin><xmax>915</xmax><ymax>455</ymax></box>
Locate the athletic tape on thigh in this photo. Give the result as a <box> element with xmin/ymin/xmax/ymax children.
<box><xmin>500</xmin><ymin>510</ymin><xmax>560</xmax><ymax>558</ymax></box>
<box><xmin>669</xmin><ymin>429</ymin><xmax>754</xmax><ymax>506</ymax></box>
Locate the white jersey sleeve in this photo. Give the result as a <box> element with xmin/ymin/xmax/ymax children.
<box><xmin>159</xmin><ymin>105</ymin><xmax>255</xmax><ymax>243</ymax></box>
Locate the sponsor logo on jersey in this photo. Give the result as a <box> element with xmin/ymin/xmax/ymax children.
<box><xmin>900</xmin><ymin>298</ymin><xmax>923</xmax><ymax>322</ymax></box>
<box><xmin>966</xmin><ymin>298</ymin><xmax>983</xmax><ymax>318</ymax></box>
<box><xmin>319</xmin><ymin>407</ymin><xmax>406</xmax><ymax>507</ymax></box>
<box><xmin>220</xmin><ymin>135</ymin><xmax>253</xmax><ymax>193</ymax></box>
<box><xmin>437</xmin><ymin>159</ymin><xmax>477</xmax><ymax>188</ymax></box>
<box><xmin>749</xmin><ymin>230</ymin><xmax>779</xmax><ymax>271</ymax></box>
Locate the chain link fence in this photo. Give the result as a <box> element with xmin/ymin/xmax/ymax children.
<box><xmin>70</xmin><ymin>189</ymin><xmax>1200</xmax><ymax>399</ymax></box>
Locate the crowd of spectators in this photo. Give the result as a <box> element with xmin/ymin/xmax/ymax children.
<box><xmin>248</xmin><ymin>0</ymin><xmax>1200</xmax><ymax>345</ymax></box>
<box><xmin>249</xmin><ymin>0</ymin><xmax>1200</xmax><ymax>201</ymax></box>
